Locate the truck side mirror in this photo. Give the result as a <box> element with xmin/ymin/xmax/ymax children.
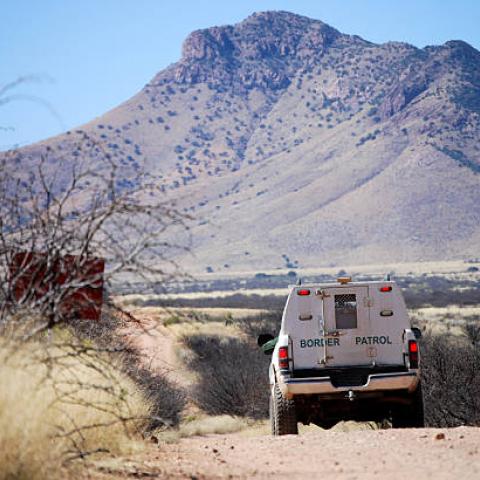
<box><xmin>412</xmin><ymin>327</ymin><xmax>422</xmax><ymax>339</ymax></box>
<box><xmin>257</xmin><ymin>333</ymin><xmax>274</xmax><ymax>347</ymax></box>
<box><xmin>258</xmin><ymin>334</ymin><xmax>277</xmax><ymax>355</ymax></box>
<box><xmin>262</xmin><ymin>343</ymin><xmax>275</xmax><ymax>355</ymax></box>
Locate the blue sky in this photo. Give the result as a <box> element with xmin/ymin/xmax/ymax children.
<box><xmin>1</xmin><ymin>0</ymin><xmax>479</xmax><ymax>149</ymax></box>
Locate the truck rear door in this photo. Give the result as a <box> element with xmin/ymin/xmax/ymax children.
<box><xmin>320</xmin><ymin>286</ymin><xmax>371</xmax><ymax>367</ymax></box>
<box><xmin>287</xmin><ymin>289</ymin><xmax>321</xmax><ymax>371</ymax></box>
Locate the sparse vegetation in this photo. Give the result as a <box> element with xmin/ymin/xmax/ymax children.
<box><xmin>0</xmin><ymin>306</ymin><xmax>187</xmax><ymax>478</ymax></box>
<box><xmin>237</xmin><ymin>310</ymin><xmax>282</xmax><ymax>338</ymax></box>
<box><xmin>0</xmin><ymin>132</ymin><xmax>188</xmax><ymax>334</ymax></box>
<box><xmin>182</xmin><ymin>333</ymin><xmax>270</xmax><ymax>418</ymax></box>
<box><xmin>0</xmin><ymin>118</ymin><xmax>189</xmax><ymax>476</ymax></box>
<box><xmin>0</xmin><ymin>333</ymin><xmax>148</xmax><ymax>480</ymax></box>
<box><xmin>433</xmin><ymin>144</ymin><xmax>480</xmax><ymax>173</ymax></box>
<box><xmin>72</xmin><ymin>311</ymin><xmax>186</xmax><ymax>429</ymax></box>
<box><xmin>136</xmin><ymin>293</ymin><xmax>286</xmax><ymax>310</ymax></box>
<box><xmin>175</xmin><ymin>311</ymin><xmax>281</xmax><ymax>419</ymax></box>
<box><xmin>165</xmin><ymin>415</ymin><xmax>247</xmax><ymax>441</ymax></box>
<box><xmin>125</xmin><ymin>272</ymin><xmax>480</xmax><ymax>311</ymax></box>
<box><xmin>422</xmin><ymin>326</ymin><xmax>480</xmax><ymax>427</ymax></box>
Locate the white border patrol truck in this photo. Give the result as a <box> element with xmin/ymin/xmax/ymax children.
<box><xmin>258</xmin><ymin>277</ymin><xmax>424</xmax><ymax>435</ymax></box>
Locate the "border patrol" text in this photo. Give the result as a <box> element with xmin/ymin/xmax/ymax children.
<box><xmin>355</xmin><ymin>336</ymin><xmax>392</xmax><ymax>345</ymax></box>
<box><xmin>300</xmin><ymin>338</ymin><xmax>340</xmax><ymax>348</ymax></box>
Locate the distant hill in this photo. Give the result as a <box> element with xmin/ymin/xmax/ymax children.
<box><xmin>10</xmin><ymin>11</ymin><xmax>480</xmax><ymax>274</ymax></box>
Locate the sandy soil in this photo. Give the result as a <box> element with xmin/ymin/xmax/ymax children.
<box><xmin>120</xmin><ymin>309</ymin><xmax>189</xmax><ymax>387</ymax></box>
<box><xmin>92</xmin><ymin>426</ymin><xmax>480</xmax><ymax>479</ymax></box>
<box><xmin>122</xmin><ymin>306</ymin><xmax>257</xmax><ymax>387</ymax></box>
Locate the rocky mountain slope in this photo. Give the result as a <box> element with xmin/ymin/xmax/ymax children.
<box><xmin>12</xmin><ymin>11</ymin><xmax>480</xmax><ymax>274</ymax></box>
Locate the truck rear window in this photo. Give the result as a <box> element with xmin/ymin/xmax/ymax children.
<box><xmin>335</xmin><ymin>294</ymin><xmax>357</xmax><ymax>329</ymax></box>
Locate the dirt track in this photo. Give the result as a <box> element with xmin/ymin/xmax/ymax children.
<box><xmin>95</xmin><ymin>426</ymin><xmax>480</xmax><ymax>479</ymax></box>
<box><xmin>150</xmin><ymin>426</ymin><xmax>480</xmax><ymax>479</ymax></box>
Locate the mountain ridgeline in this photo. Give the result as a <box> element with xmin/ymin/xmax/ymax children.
<box><xmin>11</xmin><ymin>11</ymin><xmax>480</xmax><ymax>273</ymax></box>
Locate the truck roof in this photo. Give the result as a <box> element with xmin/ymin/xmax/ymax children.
<box><xmin>288</xmin><ymin>280</ymin><xmax>396</xmax><ymax>290</ymax></box>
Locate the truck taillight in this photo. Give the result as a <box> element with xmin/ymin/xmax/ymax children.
<box><xmin>278</xmin><ymin>346</ymin><xmax>289</xmax><ymax>369</ymax></box>
<box><xmin>408</xmin><ymin>340</ymin><xmax>419</xmax><ymax>369</ymax></box>
<box><xmin>380</xmin><ymin>286</ymin><xmax>392</xmax><ymax>292</ymax></box>
<box><xmin>297</xmin><ymin>289</ymin><xmax>311</xmax><ymax>296</ymax></box>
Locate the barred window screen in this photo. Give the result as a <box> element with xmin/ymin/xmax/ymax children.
<box><xmin>335</xmin><ymin>294</ymin><xmax>357</xmax><ymax>329</ymax></box>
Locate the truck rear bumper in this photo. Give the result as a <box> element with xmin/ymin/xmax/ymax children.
<box><xmin>280</xmin><ymin>371</ymin><xmax>419</xmax><ymax>397</ymax></box>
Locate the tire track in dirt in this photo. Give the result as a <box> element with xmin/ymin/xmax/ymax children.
<box><xmin>123</xmin><ymin>309</ymin><xmax>190</xmax><ymax>387</ymax></box>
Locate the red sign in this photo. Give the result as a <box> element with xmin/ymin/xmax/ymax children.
<box><xmin>9</xmin><ymin>252</ymin><xmax>105</xmax><ymax>321</ymax></box>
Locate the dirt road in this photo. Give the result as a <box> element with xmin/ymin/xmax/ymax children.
<box><xmin>95</xmin><ymin>426</ymin><xmax>480</xmax><ymax>479</ymax></box>
<box><xmin>154</xmin><ymin>427</ymin><xmax>480</xmax><ymax>479</ymax></box>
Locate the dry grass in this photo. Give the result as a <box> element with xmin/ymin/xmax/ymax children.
<box><xmin>179</xmin><ymin>415</ymin><xmax>247</xmax><ymax>437</ymax></box>
<box><xmin>409</xmin><ymin>306</ymin><xmax>480</xmax><ymax>336</ymax></box>
<box><xmin>156</xmin><ymin>415</ymin><xmax>248</xmax><ymax>443</ymax></box>
<box><xmin>0</xmin><ymin>337</ymin><xmax>149</xmax><ymax>480</ymax></box>
<box><xmin>168</xmin><ymin>319</ymin><xmax>241</xmax><ymax>339</ymax></box>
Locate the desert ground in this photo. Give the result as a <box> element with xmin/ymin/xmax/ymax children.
<box><xmin>89</xmin><ymin>425</ymin><xmax>480</xmax><ymax>479</ymax></box>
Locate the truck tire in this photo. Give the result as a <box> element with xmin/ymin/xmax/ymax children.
<box><xmin>272</xmin><ymin>383</ymin><xmax>298</xmax><ymax>435</ymax></box>
<box><xmin>269</xmin><ymin>389</ymin><xmax>276</xmax><ymax>435</ymax></box>
<box><xmin>392</xmin><ymin>384</ymin><xmax>425</xmax><ymax>428</ymax></box>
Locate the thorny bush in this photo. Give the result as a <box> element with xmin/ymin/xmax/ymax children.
<box><xmin>180</xmin><ymin>312</ymin><xmax>282</xmax><ymax>419</ymax></box>
<box><xmin>0</xmin><ymin>131</ymin><xmax>190</xmax><ymax>467</ymax></box>
<box><xmin>183</xmin><ymin>333</ymin><xmax>270</xmax><ymax>419</ymax></box>
<box><xmin>421</xmin><ymin>323</ymin><xmax>480</xmax><ymax>427</ymax></box>
<box><xmin>72</xmin><ymin>307</ymin><xmax>186</xmax><ymax>429</ymax></box>
<box><xmin>0</xmin><ymin>131</ymin><xmax>189</xmax><ymax>335</ymax></box>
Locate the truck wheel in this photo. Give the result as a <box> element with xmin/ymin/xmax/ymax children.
<box><xmin>269</xmin><ymin>388</ymin><xmax>276</xmax><ymax>435</ymax></box>
<box><xmin>392</xmin><ymin>384</ymin><xmax>425</xmax><ymax>428</ymax></box>
<box><xmin>272</xmin><ymin>383</ymin><xmax>298</xmax><ymax>435</ymax></box>
<box><xmin>409</xmin><ymin>383</ymin><xmax>425</xmax><ymax>427</ymax></box>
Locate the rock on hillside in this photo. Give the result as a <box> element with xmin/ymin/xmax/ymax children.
<box><xmin>8</xmin><ymin>11</ymin><xmax>480</xmax><ymax>274</ymax></box>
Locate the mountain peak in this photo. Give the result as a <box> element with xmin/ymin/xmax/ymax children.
<box><xmin>160</xmin><ymin>11</ymin><xmax>341</xmax><ymax>92</ymax></box>
<box><xmin>442</xmin><ymin>39</ymin><xmax>480</xmax><ymax>65</ymax></box>
<box><xmin>444</xmin><ymin>39</ymin><xmax>476</xmax><ymax>50</ymax></box>
<box><xmin>180</xmin><ymin>10</ymin><xmax>339</xmax><ymax>61</ymax></box>
<box><xmin>240</xmin><ymin>10</ymin><xmax>324</xmax><ymax>27</ymax></box>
